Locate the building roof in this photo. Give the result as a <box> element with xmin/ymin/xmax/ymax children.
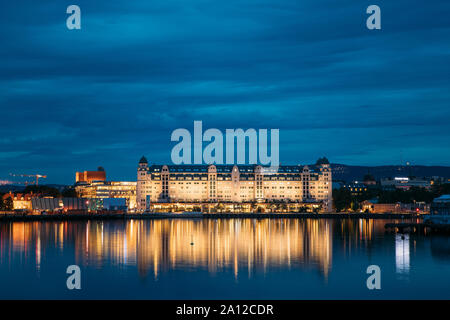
<box><xmin>139</xmin><ymin>156</ymin><xmax>148</xmax><ymax>164</ymax></box>
<box><xmin>434</xmin><ymin>195</ymin><xmax>450</xmax><ymax>202</ymax></box>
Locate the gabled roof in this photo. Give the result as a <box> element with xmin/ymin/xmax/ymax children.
<box><xmin>139</xmin><ymin>156</ymin><xmax>148</xmax><ymax>164</ymax></box>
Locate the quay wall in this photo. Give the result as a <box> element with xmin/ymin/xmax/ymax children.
<box><xmin>0</xmin><ymin>212</ymin><xmax>422</xmax><ymax>221</ymax></box>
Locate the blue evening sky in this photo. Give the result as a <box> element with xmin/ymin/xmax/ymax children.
<box><xmin>1</xmin><ymin>1</ymin><xmax>449</xmax><ymax>184</ymax></box>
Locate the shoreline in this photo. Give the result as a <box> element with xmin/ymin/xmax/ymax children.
<box><xmin>0</xmin><ymin>212</ymin><xmax>422</xmax><ymax>222</ymax></box>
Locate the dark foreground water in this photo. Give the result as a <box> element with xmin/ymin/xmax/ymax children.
<box><xmin>0</xmin><ymin>218</ymin><xmax>449</xmax><ymax>299</ymax></box>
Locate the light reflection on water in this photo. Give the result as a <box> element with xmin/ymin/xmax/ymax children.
<box><xmin>2</xmin><ymin>219</ymin><xmax>337</xmax><ymax>278</ymax></box>
<box><xmin>395</xmin><ymin>234</ymin><xmax>410</xmax><ymax>279</ymax></box>
<box><xmin>0</xmin><ymin>218</ymin><xmax>449</xmax><ymax>299</ymax></box>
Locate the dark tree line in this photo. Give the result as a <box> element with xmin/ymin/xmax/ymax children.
<box><xmin>0</xmin><ymin>196</ymin><xmax>13</xmax><ymax>211</ymax></box>
<box><xmin>22</xmin><ymin>185</ymin><xmax>78</xmax><ymax>198</ymax></box>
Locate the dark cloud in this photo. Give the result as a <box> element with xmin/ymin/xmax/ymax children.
<box><xmin>1</xmin><ymin>0</ymin><xmax>449</xmax><ymax>183</ymax></box>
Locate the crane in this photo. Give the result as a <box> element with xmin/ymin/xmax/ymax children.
<box><xmin>9</xmin><ymin>173</ymin><xmax>47</xmax><ymax>186</ymax></box>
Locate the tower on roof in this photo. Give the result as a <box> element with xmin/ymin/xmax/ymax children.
<box><xmin>139</xmin><ymin>156</ymin><xmax>148</xmax><ymax>164</ymax></box>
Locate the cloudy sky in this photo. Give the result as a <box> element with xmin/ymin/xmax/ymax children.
<box><xmin>1</xmin><ymin>0</ymin><xmax>449</xmax><ymax>184</ymax></box>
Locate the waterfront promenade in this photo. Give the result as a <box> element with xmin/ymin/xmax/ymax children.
<box><xmin>0</xmin><ymin>211</ymin><xmax>420</xmax><ymax>221</ymax></box>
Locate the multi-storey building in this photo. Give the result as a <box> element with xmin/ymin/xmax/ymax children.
<box><xmin>2</xmin><ymin>192</ymin><xmax>36</xmax><ymax>210</ymax></box>
<box><xmin>136</xmin><ymin>156</ymin><xmax>332</xmax><ymax>212</ymax></box>
<box><xmin>341</xmin><ymin>183</ymin><xmax>368</xmax><ymax>196</ymax></box>
<box><xmin>75</xmin><ymin>167</ymin><xmax>106</xmax><ymax>183</ymax></box>
<box><xmin>380</xmin><ymin>177</ymin><xmax>432</xmax><ymax>190</ymax></box>
<box><xmin>75</xmin><ymin>181</ymin><xmax>137</xmax><ymax>210</ymax></box>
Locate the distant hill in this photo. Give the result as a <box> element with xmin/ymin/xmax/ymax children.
<box><xmin>0</xmin><ymin>185</ymin><xmax>25</xmax><ymax>193</ymax></box>
<box><xmin>330</xmin><ymin>164</ymin><xmax>450</xmax><ymax>182</ymax></box>
<box><xmin>45</xmin><ymin>184</ymin><xmax>70</xmax><ymax>191</ymax></box>
<box><xmin>2</xmin><ymin>166</ymin><xmax>450</xmax><ymax>192</ymax></box>
<box><xmin>0</xmin><ymin>184</ymin><xmax>69</xmax><ymax>193</ymax></box>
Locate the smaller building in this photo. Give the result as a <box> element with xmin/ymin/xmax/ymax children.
<box><xmin>380</xmin><ymin>177</ymin><xmax>432</xmax><ymax>190</ymax></box>
<box><xmin>75</xmin><ymin>167</ymin><xmax>106</xmax><ymax>183</ymax></box>
<box><xmin>102</xmin><ymin>198</ymin><xmax>127</xmax><ymax>211</ymax></box>
<box><xmin>361</xmin><ymin>200</ymin><xmax>401</xmax><ymax>213</ymax></box>
<box><xmin>2</xmin><ymin>192</ymin><xmax>41</xmax><ymax>211</ymax></box>
<box><xmin>342</xmin><ymin>183</ymin><xmax>368</xmax><ymax>196</ymax></box>
<box><xmin>402</xmin><ymin>202</ymin><xmax>429</xmax><ymax>214</ymax></box>
<box><xmin>75</xmin><ymin>181</ymin><xmax>136</xmax><ymax>210</ymax></box>
<box><xmin>31</xmin><ymin>197</ymin><xmax>62</xmax><ymax>212</ymax></box>
<box><xmin>426</xmin><ymin>195</ymin><xmax>450</xmax><ymax>225</ymax></box>
<box><xmin>30</xmin><ymin>197</ymin><xmax>127</xmax><ymax>213</ymax></box>
<box><xmin>361</xmin><ymin>199</ymin><xmax>429</xmax><ymax>214</ymax></box>
<box><xmin>430</xmin><ymin>195</ymin><xmax>450</xmax><ymax>216</ymax></box>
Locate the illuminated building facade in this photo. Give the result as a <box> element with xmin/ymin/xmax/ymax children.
<box><xmin>342</xmin><ymin>183</ymin><xmax>368</xmax><ymax>196</ymax></box>
<box><xmin>136</xmin><ymin>156</ymin><xmax>332</xmax><ymax>212</ymax></box>
<box><xmin>380</xmin><ymin>177</ymin><xmax>432</xmax><ymax>190</ymax></box>
<box><xmin>2</xmin><ymin>192</ymin><xmax>35</xmax><ymax>210</ymax></box>
<box><xmin>75</xmin><ymin>181</ymin><xmax>137</xmax><ymax>210</ymax></box>
<box><xmin>75</xmin><ymin>167</ymin><xmax>106</xmax><ymax>183</ymax></box>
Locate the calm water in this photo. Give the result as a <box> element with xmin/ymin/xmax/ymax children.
<box><xmin>0</xmin><ymin>218</ymin><xmax>449</xmax><ymax>299</ymax></box>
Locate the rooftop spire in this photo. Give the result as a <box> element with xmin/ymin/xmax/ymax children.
<box><xmin>139</xmin><ymin>156</ymin><xmax>148</xmax><ymax>164</ymax></box>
